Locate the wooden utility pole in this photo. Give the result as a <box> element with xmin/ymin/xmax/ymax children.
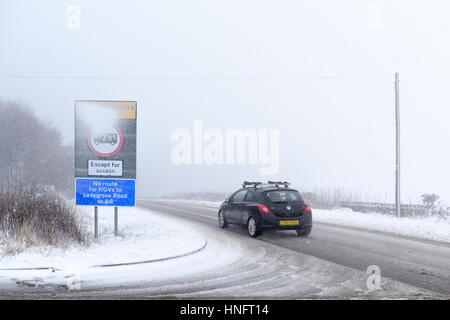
<box><xmin>395</xmin><ymin>73</ymin><xmax>401</xmax><ymax>217</ymax></box>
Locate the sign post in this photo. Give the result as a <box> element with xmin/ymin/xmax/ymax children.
<box><xmin>75</xmin><ymin>100</ymin><xmax>137</xmax><ymax>238</ymax></box>
<box><xmin>94</xmin><ymin>206</ymin><xmax>98</xmax><ymax>239</ymax></box>
<box><xmin>114</xmin><ymin>206</ymin><xmax>118</xmax><ymax>237</ymax></box>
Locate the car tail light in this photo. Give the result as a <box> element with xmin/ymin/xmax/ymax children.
<box><xmin>258</xmin><ymin>204</ymin><xmax>271</xmax><ymax>214</ymax></box>
<box><xmin>303</xmin><ymin>204</ymin><xmax>311</xmax><ymax>213</ymax></box>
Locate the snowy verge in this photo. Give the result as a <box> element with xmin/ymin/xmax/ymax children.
<box><xmin>0</xmin><ymin>206</ymin><xmax>206</xmax><ymax>270</ymax></box>
<box><xmin>160</xmin><ymin>199</ymin><xmax>450</xmax><ymax>243</ymax></box>
<box><xmin>313</xmin><ymin>208</ymin><xmax>450</xmax><ymax>243</ymax></box>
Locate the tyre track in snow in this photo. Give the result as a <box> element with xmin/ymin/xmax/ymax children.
<box><xmin>137</xmin><ymin>200</ymin><xmax>450</xmax><ymax>297</ymax></box>
<box><xmin>0</xmin><ymin>200</ymin><xmax>447</xmax><ymax>299</ymax></box>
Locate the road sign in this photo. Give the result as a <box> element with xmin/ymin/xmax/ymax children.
<box><xmin>75</xmin><ymin>100</ymin><xmax>136</xmax><ymax>208</ymax></box>
<box><xmin>88</xmin><ymin>160</ymin><xmax>123</xmax><ymax>176</ymax></box>
<box><xmin>88</xmin><ymin>126</ymin><xmax>124</xmax><ymax>157</ymax></box>
<box><xmin>75</xmin><ymin>100</ymin><xmax>136</xmax><ymax>179</ymax></box>
<box><xmin>75</xmin><ymin>178</ymin><xmax>135</xmax><ymax>207</ymax></box>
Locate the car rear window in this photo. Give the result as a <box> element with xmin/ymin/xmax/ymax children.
<box><xmin>265</xmin><ymin>190</ymin><xmax>303</xmax><ymax>203</ymax></box>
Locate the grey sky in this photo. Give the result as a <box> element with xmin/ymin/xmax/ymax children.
<box><xmin>1</xmin><ymin>0</ymin><xmax>449</xmax><ymax>202</ymax></box>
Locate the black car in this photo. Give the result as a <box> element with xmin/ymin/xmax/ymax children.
<box><xmin>218</xmin><ymin>181</ymin><xmax>312</xmax><ymax>237</ymax></box>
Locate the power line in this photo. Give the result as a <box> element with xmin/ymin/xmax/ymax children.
<box><xmin>0</xmin><ymin>74</ymin><xmax>393</xmax><ymax>80</ymax></box>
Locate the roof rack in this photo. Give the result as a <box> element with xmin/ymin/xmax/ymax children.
<box><xmin>242</xmin><ymin>181</ymin><xmax>262</xmax><ymax>188</ymax></box>
<box><xmin>267</xmin><ymin>181</ymin><xmax>291</xmax><ymax>188</ymax></box>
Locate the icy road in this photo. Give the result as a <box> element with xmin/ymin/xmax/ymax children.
<box><xmin>0</xmin><ymin>199</ymin><xmax>449</xmax><ymax>299</ymax></box>
<box><xmin>137</xmin><ymin>200</ymin><xmax>450</xmax><ymax>298</ymax></box>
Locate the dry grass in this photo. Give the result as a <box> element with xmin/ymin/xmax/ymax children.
<box><xmin>301</xmin><ymin>187</ymin><xmax>363</xmax><ymax>209</ymax></box>
<box><xmin>0</xmin><ymin>187</ymin><xmax>88</xmax><ymax>256</ymax></box>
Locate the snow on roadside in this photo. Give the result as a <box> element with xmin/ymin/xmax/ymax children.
<box><xmin>164</xmin><ymin>199</ymin><xmax>450</xmax><ymax>243</ymax></box>
<box><xmin>158</xmin><ymin>199</ymin><xmax>223</xmax><ymax>209</ymax></box>
<box><xmin>313</xmin><ymin>208</ymin><xmax>450</xmax><ymax>243</ymax></box>
<box><xmin>0</xmin><ymin>207</ymin><xmax>206</xmax><ymax>269</ymax></box>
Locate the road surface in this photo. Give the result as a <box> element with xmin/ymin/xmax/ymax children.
<box><xmin>138</xmin><ymin>200</ymin><xmax>450</xmax><ymax>297</ymax></box>
<box><xmin>0</xmin><ymin>199</ymin><xmax>448</xmax><ymax>299</ymax></box>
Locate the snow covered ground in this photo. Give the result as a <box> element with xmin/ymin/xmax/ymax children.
<box><xmin>165</xmin><ymin>200</ymin><xmax>450</xmax><ymax>243</ymax></box>
<box><xmin>0</xmin><ymin>206</ymin><xmax>206</xmax><ymax>269</ymax></box>
<box><xmin>313</xmin><ymin>208</ymin><xmax>450</xmax><ymax>243</ymax></box>
<box><xmin>0</xmin><ymin>206</ymin><xmax>244</xmax><ymax>292</ymax></box>
<box><xmin>0</xmin><ymin>201</ymin><xmax>446</xmax><ymax>298</ymax></box>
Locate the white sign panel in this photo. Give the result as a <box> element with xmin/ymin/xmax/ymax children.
<box><xmin>88</xmin><ymin>160</ymin><xmax>123</xmax><ymax>176</ymax></box>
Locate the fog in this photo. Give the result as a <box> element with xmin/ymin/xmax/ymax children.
<box><xmin>1</xmin><ymin>0</ymin><xmax>449</xmax><ymax>202</ymax></box>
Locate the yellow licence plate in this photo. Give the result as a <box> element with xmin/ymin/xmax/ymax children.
<box><xmin>280</xmin><ymin>220</ymin><xmax>299</xmax><ymax>226</ymax></box>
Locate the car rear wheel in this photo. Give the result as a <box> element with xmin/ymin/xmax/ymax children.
<box><xmin>296</xmin><ymin>227</ymin><xmax>311</xmax><ymax>237</ymax></box>
<box><xmin>218</xmin><ymin>210</ymin><xmax>228</xmax><ymax>228</ymax></box>
<box><xmin>247</xmin><ymin>217</ymin><xmax>261</xmax><ymax>237</ymax></box>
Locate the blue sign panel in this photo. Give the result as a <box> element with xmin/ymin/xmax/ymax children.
<box><xmin>76</xmin><ymin>178</ymin><xmax>135</xmax><ymax>206</ymax></box>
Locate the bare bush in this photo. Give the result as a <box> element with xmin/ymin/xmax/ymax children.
<box><xmin>0</xmin><ymin>187</ymin><xmax>88</xmax><ymax>254</ymax></box>
<box><xmin>301</xmin><ymin>187</ymin><xmax>362</xmax><ymax>209</ymax></box>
